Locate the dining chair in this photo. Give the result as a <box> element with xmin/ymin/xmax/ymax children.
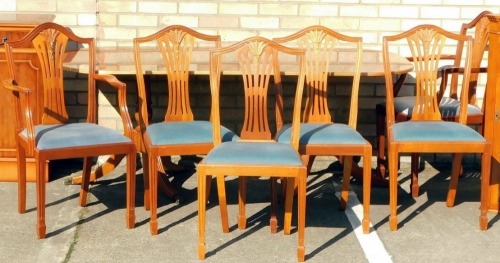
<box><xmin>2</xmin><ymin>22</ymin><xmax>137</xmax><ymax>239</ymax></box>
<box><xmin>382</xmin><ymin>24</ymin><xmax>491</xmax><ymax>231</ymax></box>
<box><xmin>273</xmin><ymin>25</ymin><xmax>371</xmax><ymax>234</ymax></box>
<box><xmin>197</xmin><ymin>37</ymin><xmax>307</xmax><ymax>261</ymax></box>
<box><xmin>133</xmin><ymin>25</ymin><xmax>237</xmax><ymax>235</ymax></box>
<box><xmin>376</xmin><ymin>11</ymin><xmax>492</xmax><ymax>184</ymax></box>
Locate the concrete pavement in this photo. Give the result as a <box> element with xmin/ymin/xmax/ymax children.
<box><xmin>1</xmin><ymin>156</ymin><xmax>500</xmax><ymax>263</ymax></box>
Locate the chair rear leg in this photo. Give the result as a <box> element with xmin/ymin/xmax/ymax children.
<box><xmin>340</xmin><ymin>156</ymin><xmax>353</xmax><ymax>210</ymax></box>
<box><xmin>126</xmin><ymin>152</ymin><xmax>136</xmax><ymax>229</ymax></box>
<box><xmin>216</xmin><ymin>174</ymin><xmax>229</xmax><ymax>233</ymax></box>
<box><xmin>79</xmin><ymin>157</ymin><xmax>93</xmax><ymax>207</ymax></box>
<box><xmin>480</xmin><ymin>150</ymin><xmax>491</xmax><ymax>230</ymax></box>
<box><xmin>17</xmin><ymin>145</ymin><xmax>27</xmax><ymax>214</ymax></box>
<box><xmin>36</xmin><ymin>158</ymin><xmax>47</xmax><ymax>239</ymax></box>
<box><xmin>270</xmin><ymin>177</ymin><xmax>278</xmax><ymax>233</ymax></box>
<box><xmin>388</xmin><ymin>149</ymin><xmax>399</xmax><ymax>231</ymax></box>
<box><xmin>238</xmin><ymin>177</ymin><xmax>247</xmax><ymax>230</ymax></box>
<box><xmin>148</xmin><ymin>154</ymin><xmax>159</xmax><ymax>235</ymax></box>
<box><xmin>141</xmin><ymin>152</ymin><xmax>150</xmax><ymax>210</ymax></box>
<box><xmin>446</xmin><ymin>153</ymin><xmax>463</xmax><ymax>207</ymax></box>
<box><xmin>284</xmin><ymin>177</ymin><xmax>295</xmax><ymax>235</ymax></box>
<box><xmin>297</xmin><ymin>172</ymin><xmax>307</xmax><ymax>262</ymax></box>
<box><xmin>197</xmin><ymin>170</ymin><xmax>207</xmax><ymax>259</ymax></box>
<box><xmin>362</xmin><ymin>148</ymin><xmax>372</xmax><ymax>234</ymax></box>
<box><xmin>410</xmin><ymin>153</ymin><xmax>419</xmax><ymax>197</ymax></box>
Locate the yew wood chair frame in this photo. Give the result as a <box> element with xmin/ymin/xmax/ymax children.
<box><xmin>376</xmin><ymin>11</ymin><xmax>492</xmax><ymax>183</ymax></box>
<box><xmin>273</xmin><ymin>25</ymin><xmax>371</xmax><ymax>233</ymax></box>
<box><xmin>2</xmin><ymin>22</ymin><xmax>137</xmax><ymax>239</ymax></box>
<box><xmin>197</xmin><ymin>37</ymin><xmax>307</xmax><ymax>261</ymax></box>
<box><xmin>133</xmin><ymin>25</ymin><xmax>236</xmax><ymax>235</ymax></box>
<box><xmin>382</xmin><ymin>24</ymin><xmax>491</xmax><ymax>231</ymax></box>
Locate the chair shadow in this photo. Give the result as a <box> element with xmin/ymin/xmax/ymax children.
<box><xmin>369</xmin><ymin>155</ymin><xmax>490</xmax><ymax>231</ymax></box>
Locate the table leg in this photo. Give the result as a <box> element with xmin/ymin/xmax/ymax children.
<box><xmin>375</xmin><ymin>73</ymin><xmax>408</xmax><ymax>179</ymax></box>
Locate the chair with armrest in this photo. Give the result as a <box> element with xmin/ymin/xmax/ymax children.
<box><xmin>376</xmin><ymin>11</ymin><xmax>492</xmax><ymax>187</ymax></box>
<box><xmin>197</xmin><ymin>37</ymin><xmax>308</xmax><ymax>261</ymax></box>
<box><xmin>273</xmin><ymin>25</ymin><xmax>371</xmax><ymax>233</ymax></box>
<box><xmin>382</xmin><ymin>24</ymin><xmax>491</xmax><ymax>231</ymax></box>
<box><xmin>2</xmin><ymin>22</ymin><xmax>137</xmax><ymax>239</ymax></box>
<box><xmin>133</xmin><ymin>25</ymin><xmax>237</xmax><ymax>235</ymax></box>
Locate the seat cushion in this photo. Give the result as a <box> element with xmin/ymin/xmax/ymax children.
<box><xmin>23</xmin><ymin>123</ymin><xmax>132</xmax><ymax>150</ymax></box>
<box><xmin>276</xmin><ymin>123</ymin><xmax>368</xmax><ymax>145</ymax></box>
<box><xmin>378</xmin><ymin>96</ymin><xmax>482</xmax><ymax>117</ymax></box>
<box><xmin>146</xmin><ymin>120</ymin><xmax>238</xmax><ymax>146</ymax></box>
<box><xmin>392</xmin><ymin>121</ymin><xmax>486</xmax><ymax>142</ymax></box>
<box><xmin>203</xmin><ymin>141</ymin><xmax>303</xmax><ymax>166</ymax></box>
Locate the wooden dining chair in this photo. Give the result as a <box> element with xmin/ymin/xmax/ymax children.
<box><xmin>273</xmin><ymin>25</ymin><xmax>371</xmax><ymax>234</ymax></box>
<box><xmin>197</xmin><ymin>37</ymin><xmax>307</xmax><ymax>261</ymax></box>
<box><xmin>376</xmin><ymin>11</ymin><xmax>492</xmax><ymax>181</ymax></box>
<box><xmin>382</xmin><ymin>24</ymin><xmax>491</xmax><ymax>231</ymax></box>
<box><xmin>2</xmin><ymin>22</ymin><xmax>137</xmax><ymax>239</ymax></box>
<box><xmin>133</xmin><ymin>25</ymin><xmax>237</xmax><ymax>235</ymax></box>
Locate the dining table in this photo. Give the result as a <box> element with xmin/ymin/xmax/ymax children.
<box><xmin>63</xmin><ymin>46</ymin><xmax>414</xmax><ymax>197</ymax></box>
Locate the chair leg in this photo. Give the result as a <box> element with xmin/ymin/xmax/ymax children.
<box><xmin>446</xmin><ymin>153</ymin><xmax>463</xmax><ymax>207</ymax></box>
<box><xmin>197</xmin><ymin>170</ymin><xmax>207</xmax><ymax>259</ymax></box>
<box><xmin>79</xmin><ymin>157</ymin><xmax>93</xmax><ymax>207</ymax></box>
<box><xmin>297</xmin><ymin>171</ymin><xmax>307</xmax><ymax>262</ymax></box>
<box><xmin>36</xmin><ymin>158</ymin><xmax>47</xmax><ymax>239</ymax></box>
<box><xmin>284</xmin><ymin>177</ymin><xmax>295</xmax><ymax>235</ymax></box>
<box><xmin>480</xmin><ymin>150</ymin><xmax>491</xmax><ymax>230</ymax></box>
<box><xmin>17</xmin><ymin>145</ymin><xmax>27</xmax><ymax>214</ymax></box>
<box><xmin>142</xmin><ymin>153</ymin><xmax>150</xmax><ymax>211</ymax></box>
<box><xmin>410</xmin><ymin>153</ymin><xmax>419</xmax><ymax>197</ymax></box>
<box><xmin>126</xmin><ymin>152</ymin><xmax>136</xmax><ymax>229</ymax></box>
<box><xmin>388</xmin><ymin>148</ymin><xmax>399</xmax><ymax>231</ymax></box>
<box><xmin>376</xmin><ymin>105</ymin><xmax>387</xmax><ymax>178</ymax></box>
<box><xmin>216</xmin><ymin>175</ymin><xmax>229</xmax><ymax>233</ymax></box>
<box><xmin>340</xmin><ymin>156</ymin><xmax>352</xmax><ymax>210</ymax></box>
<box><xmin>238</xmin><ymin>177</ymin><xmax>247</xmax><ymax>230</ymax></box>
<box><xmin>205</xmin><ymin>177</ymin><xmax>212</xmax><ymax>202</ymax></box>
<box><xmin>362</xmin><ymin>149</ymin><xmax>372</xmax><ymax>234</ymax></box>
<box><xmin>148</xmin><ymin>154</ymin><xmax>158</xmax><ymax>235</ymax></box>
<box><xmin>270</xmin><ymin>177</ymin><xmax>278</xmax><ymax>234</ymax></box>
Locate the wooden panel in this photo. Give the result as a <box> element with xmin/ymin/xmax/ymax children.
<box><xmin>486</xmin><ymin>15</ymin><xmax>500</xmax><ymax>212</ymax></box>
<box><xmin>0</xmin><ymin>23</ymin><xmax>46</xmax><ymax>182</ymax></box>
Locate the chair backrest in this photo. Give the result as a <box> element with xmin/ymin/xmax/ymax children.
<box><xmin>383</xmin><ymin>25</ymin><xmax>473</xmax><ymax>125</ymax></box>
<box><xmin>209</xmin><ymin>37</ymin><xmax>306</xmax><ymax>149</ymax></box>
<box><xmin>447</xmin><ymin>11</ymin><xmax>492</xmax><ymax>106</ymax></box>
<box><xmin>133</xmin><ymin>25</ymin><xmax>221</xmax><ymax>128</ymax></box>
<box><xmin>4</xmin><ymin>22</ymin><xmax>96</xmax><ymax>128</ymax></box>
<box><xmin>273</xmin><ymin>25</ymin><xmax>362</xmax><ymax>129</ymax></box>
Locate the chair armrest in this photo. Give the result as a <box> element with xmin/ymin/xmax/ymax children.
<box><xmin>1</xmin><ymin>78</ymin><xmax>36</xmax><ymax>155</ymax></box>
<box><xmin>94</xmin><ymin>74</ymin><xmax>135</xmax><ymax>139</ymax></box>
<box><xmin>439</xmin><ymin>66</ymin><xmax>487</xmax><ymax>104</ymax></box>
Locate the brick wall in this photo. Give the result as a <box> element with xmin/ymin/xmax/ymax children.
<box><xmin>2</xmin><ymin>0</ymin><xmax>499</xmax><ymax>167</ymax></box>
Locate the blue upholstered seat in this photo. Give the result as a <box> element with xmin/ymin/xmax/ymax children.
<box><xmin>203</xmin><ymin>141</ymin><xmax>303</xmax><ymax>166</ymax></box>
<box><xmin>146</xmin><ymin>120</ymin><xmax>238</xmax><ymax>146</ymax></box>
<box><xmin>23</xmin><ymin>123</ymin><xmax>132</xmax><ymax>150</ymax></box>
<box><xmin>381</xmin><ymin>96</ymin><xmax>482</xmax><ymax>117</ymax></box>
<box><xmin>392</xmin><ymin>121</ymin><xmax>486</xmax><ymax>142</ymax></box>
<box><xmin>276</xmin><ymin>123</ymin><xmax>368</xmax><ymax>145</ymax></box>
